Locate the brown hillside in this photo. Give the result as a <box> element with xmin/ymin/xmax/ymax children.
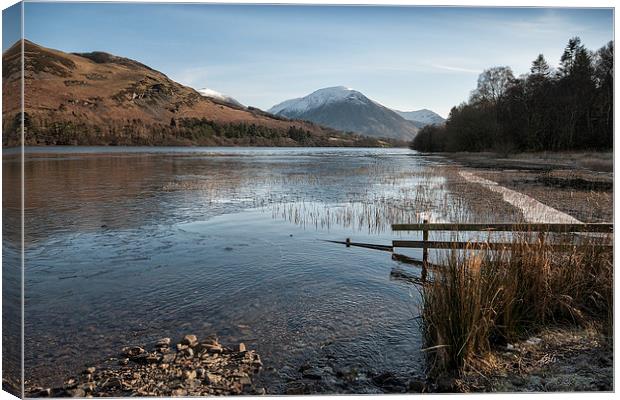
<box><xmin>2</xmin><ymin>40</ymin><xmax>396</xmax><ymax>147</ymax></box>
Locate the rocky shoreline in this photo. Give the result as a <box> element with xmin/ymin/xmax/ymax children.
<box><xmin>23</xmin><ymin>329</ymin><xmax>612</xmax><ymax>396</ymax></box>
<box><xmin>27</xmin><ymin>335</ymin><xmax>264</xmax><ymax>397</ymax></box>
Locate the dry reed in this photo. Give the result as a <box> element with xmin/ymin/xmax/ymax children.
<box><xmin>421</xmin><ymin>232</ymin><xmax>613</xmax><ymax>377</ymax></box>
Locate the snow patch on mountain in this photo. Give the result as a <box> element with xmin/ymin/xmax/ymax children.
<box><xmin>198</xmin><ymin>87</ymin><xmax>244</xmax><ymax>107</ymax></box>
<box><xmin>268</xmin><ymin>86</ymin><xmax>369</xmax><ymax>116</ymax></box>
<box><xmin>394</xmin><ymin>109</ymin><xmax>445</xmax><ymax>127</ymax></box>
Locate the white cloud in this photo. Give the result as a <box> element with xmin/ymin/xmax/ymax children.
<box><xmin>430</xmin><ymin>64</ymin><xmax>482</xmax><ymax>74</ymax></box>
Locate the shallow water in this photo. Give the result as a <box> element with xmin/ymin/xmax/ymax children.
<box><xmin>6</xmin><ymin>147</ymin><xmax>458</xmax><ymax>393</ymax></box>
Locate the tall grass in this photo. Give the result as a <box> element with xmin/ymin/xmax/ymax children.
<box><xmin>421</xmin><ymin>233</ymin><xmax>613</xmax><ymax>376</ymax></box>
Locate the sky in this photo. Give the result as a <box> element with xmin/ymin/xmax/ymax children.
<box><xmin>9</xmin><ymin>2</ymin><xmax>615</xmax><ymax>117</ymax></box>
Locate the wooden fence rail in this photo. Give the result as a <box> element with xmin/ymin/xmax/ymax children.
<box><xmin>391</xmin><ymin>240</ymin><xmax>613</xmax><ymax>251</ymax></box>
<box><xmin>330</xmin><ymin>222</ymin><xmax>612</xmax><ymax>284</ymax></box>
<box><xmin>392</xmin><ymin>220</ymin><xmax>613</xmax><ymax>282</ymax></box>
<box><xmin>392</xmin><ymin>222</ymin><xmax>614</xmax><ymax>233</ymax></box>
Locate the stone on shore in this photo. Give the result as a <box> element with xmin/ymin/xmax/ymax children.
<box><xmin>181</xmin><ymin>334</ymin><xmax>199</xmax><ymax>347</ymax></box>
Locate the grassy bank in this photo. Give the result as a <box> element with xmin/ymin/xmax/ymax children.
<box><xmin>444</xmin><ymin>151</ymin><xmax>613</xmax><ymax>173</ymax></box>
<box><xmin>421</xmin><ymin>233</ymin><xmax>613</xmax><ymax>386</ymax></box>
<box><xmin>438</xmin><ymin>152</ymin><xmax>613</xmax><ymax>223</ymax></box>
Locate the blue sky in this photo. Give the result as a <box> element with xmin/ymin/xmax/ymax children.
<box><xmin>2</xmin><ymin>1</ymin><xmax>21</xmax><ymax>51</ymax></box>
<box><xmin>15</xmin><ymin>3</ymin><xmax>615</xmax><ymax>117</ymax></box>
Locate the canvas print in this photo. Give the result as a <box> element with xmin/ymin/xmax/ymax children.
<box><xmin>1</xmin><ymin>1</ymin><xmax>614</xmax><ymax>397</ymax></box>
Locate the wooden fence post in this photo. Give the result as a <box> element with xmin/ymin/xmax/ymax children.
<box><xmin>538</xmin><ymin>231</ymin><xmax>546</xmax><ymax>247</ymax></box>
<box><xmin>422</xmin><ymin>219</ymin><xmax>429</xmax><ymax>282</ymax></box>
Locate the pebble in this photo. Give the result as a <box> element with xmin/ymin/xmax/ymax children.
<box><xmin>66</xmin><ymin>388</ymin><xmax>85</xmax><ymax>397</ymax></box>
<box><xmin>146</xmin><ymin>353</ymin><xmax>161</xmax><ymax>363</ymax></box>
<box><xmin>181</xmin><ymin>334</ymin><xmax>199</xmax><ymax>347</ymax></box>
<box><xmin>63</xmin><ymin>378</ymin><xmax>77</xmax><ymax>389</ymax></box>
<box><xmin>205</xmin><ymin>372</ymin><xmax>222</xmax><ymax>384</ymax></box>
<box><xmin>102</xmin><ymin>377</ymin><xmax>122</xmax><ymax>389</ymax></box>
<box><xmin>161</xmin><ymin>353</ymin><xmax>175</xmax><ymax>364</ymax></box>
<box><xmin>81</xmin><ymin>382</ymin><xmax>96</xmax><ymax>392</ymax></box>
<box><xmin>183</xmin><ymin>370</ymin><xmax>197</xmax><ymax>381</ymax></box>
<box><xmin>31</xmin><ymin>388</ymin><xmax>51</xmax><ymax>397</ymax></box>
<box><xmin>506</xmin><ymin>343</ymin><xmax>520</xmax><ymax>352</ymax></box>
<box><xmin>204</xmin><ymin>344</ymin><xmax>223</xmax><ymax>354</ymax></box>
<box><xmin>201</xmin><ymin>336</ymin><xmax>219</xmax><ymax>345</ymax></box>
<box><xmin>526</xmin><ymin>337</ymin><xmax>542</xmax><ymax>345</ymax></box>
<box><xmin>122</xmin><ymin>346</ymin><xmax>145</xmax><ymax>357</ymax></box>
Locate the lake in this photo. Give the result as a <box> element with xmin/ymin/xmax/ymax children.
<box><xmin>4</xmin><ymin>147</ymin><xmax>459</xmax><ymax>393</ymax></box>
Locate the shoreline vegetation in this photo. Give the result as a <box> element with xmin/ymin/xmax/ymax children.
<box><xmin>408</xmin><ymin>36</ymin><xmax>614</xmax><ymax>389</ymax></box>
<box><xmin>410</xmin><ymin>38</ymin><xmax>613</xmax><ymax>154</ymax></box>
<box><xmin>416</xmin><ymin>151</ymin><xmax>613</xmax><ymax>392</ymax></box>
<box><xmin>4</xmin><ymin>116</ymin><xmax>406</xmax><ymax>148</ymax></box>
<box><xmin>421</xmin><ymin>234</ymin><xmax>612</xmax><ymax>392</ymax></box>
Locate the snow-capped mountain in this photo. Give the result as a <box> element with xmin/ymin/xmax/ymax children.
<box><xmin>394</xmin><ymin>109</ymin><xmax>445</xmax><ymax>128</ymax></box>
<box><xmin>269</xmin><ymin>86</ymin><xmax>369</xmax><ymax>115</ymax></box>
<box><xmin>198</xmin><ymin>87</ymin><xmax>244</xmax><ymax>108</ymax></box>
<box><xmin>268</xmin><ymin>86</ymin><xmax>418</xmax><ymax>141</ymax></box>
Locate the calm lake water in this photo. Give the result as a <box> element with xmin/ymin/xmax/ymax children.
<box><xmin>4</xmin><ymin>147</ymin><xmax>455</xmax><ymax>393</ymax></box>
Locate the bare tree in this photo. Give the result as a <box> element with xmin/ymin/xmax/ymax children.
<box><xmin>471</xmin><ymin>66</ymin><xmax>515</xmax><ymax>106</ymax></box>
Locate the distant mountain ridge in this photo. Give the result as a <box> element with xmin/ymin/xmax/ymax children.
<box><xmin>268</xmin><ymin>86</ymin><xmax>419</xmax><ymax>141</ymax></box>
<box><xmin>2</xmin><ymin>41</ymin><xmax>398</xmax><ymax>147</ymax></box>
<box><xmin>394</xmin><ymin>109</ymin><xmax>445</xmax><ymax>128</ymax></box>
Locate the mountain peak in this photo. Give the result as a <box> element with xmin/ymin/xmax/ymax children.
<box><xmin>394</xmin><ymin>109</ymin><xmax>445</xmax><ymax>127</ymax></box>
<box><xmin>312</xmin><ymin>85</ymin><xmax>355</xmax><ymax>94</ymax></box>
<box><xmin>267</xmin><ymin>87</ymin><xmax>418</xmax><ymax>141</ymax></box>
<box><xmin>268</xmin><ymin>85</ymin><xmax>368</xmax><ymax>115</ymax></box>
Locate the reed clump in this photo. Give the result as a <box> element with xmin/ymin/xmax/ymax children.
<box><xmin>421</xmin><ymin>233</ymin><xmax>613</xmax><ymax>377</ymax></box>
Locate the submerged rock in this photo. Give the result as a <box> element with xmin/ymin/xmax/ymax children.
<box><xmin>300</xmin><ymin>365</ymin><xmax>327</xmax><ymax>380</ymax></box>
<box><xmin>121</xmin><ymin>346</ymin><xmax>145</xmax><ymax>357</ymax></box>
<box><xmin>156</xmin><ymin>337</ymin><xmax>171</xmax><ymax>348</ymax></box>
<box><xmin>372</xmin><ymin>371</ymin><xmax>408</xmax><ymax>393</ymax></box>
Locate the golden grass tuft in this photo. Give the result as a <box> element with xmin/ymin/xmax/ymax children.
<box><xmin>421</xmin><ymin>233</ymin><xmax>613</xmax><ymax>377</ymax></box>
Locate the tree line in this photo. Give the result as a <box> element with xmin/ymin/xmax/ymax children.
<box><xmin>4</xmin><ymin>113</ymin><xmax>397</xmax><ymax>148</ymax></box>
<box><xmin>411</xmin><ymin>37</ymin><xmax>613</xmax><ymax>153</ymax></box>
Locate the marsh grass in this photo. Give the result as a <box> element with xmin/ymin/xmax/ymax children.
<box><xmin>421</xmin><ymin>232</ymin><xmax>613</xmax><ymax>377</ymax></box>
<box><xmin>162</xmin><ymin>162</ymin><xmax>527</xmax><ymax>232</ymax></box>
<box><xmin>265</xmin><ymin>165</ymin><xmax>522</xmax><ymax>233</ymax></box>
